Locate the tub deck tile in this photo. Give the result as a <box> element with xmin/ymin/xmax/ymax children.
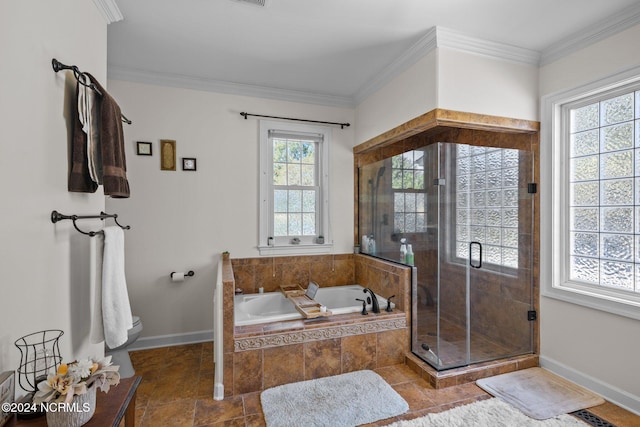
<box><xmin>234</xmin><ymin>311</ymin><xmax>407</xmax><ymax>352</ymax></box>
<box><xmin>262</xmin><ymin>320</ymin><xmax>306</xmax><ymax>333</ymax></box>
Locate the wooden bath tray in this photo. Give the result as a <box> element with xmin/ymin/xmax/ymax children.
<box><xmin>280</xmin><ymin>285</ymin><xmax>332</xmax><ymax>319</ymax></box>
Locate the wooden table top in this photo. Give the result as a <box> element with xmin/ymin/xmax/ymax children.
<box><xmin>8</xmin><ymin>376</ymin><xmax>141</xmax><ymax>427</ymax></box>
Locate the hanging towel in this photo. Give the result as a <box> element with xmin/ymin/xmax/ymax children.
<box><xmin>89</xmin><ymin>233</ymin><xmax>105</xmax><ymax>344</ymax></box>
<box><xmin>78</xmin><ymin>82</ymin><xmax>102</xmax><ymax>185</ymax></box>
<box><xmin>102</xmin><ymin>226</ymin><xmax>133</xmax><ymax>349</ymax></box>
<box><xmin>68</xmin><ymin>81</ymin><xmax>99</xmax><ymax>194</ymax></box>
<box><xmin>86</xmin><ymin>73</ymin><xmax>130</xmax><ymax>198</ymax></box>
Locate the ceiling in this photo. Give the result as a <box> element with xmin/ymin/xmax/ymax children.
<box><xmin>107</xmin><ymin>0</ymin><xmax>640</xmax><ymax>106</ymax></box>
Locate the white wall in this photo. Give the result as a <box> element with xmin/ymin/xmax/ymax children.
<box><xmin>354</xmin><ymin>47</ymin><xmax>539</xmax><ymax>146</ymax></box>
<box><xmin>0</xmin><ymin>0</ymin><xmax>106</xmax><ymax>385</ymax></box>
<box><xmin>105</xmin><ymin>80</ymin><xmax>355</xmax><ymax>342</ymax></box>
<box><xmin>438</xmin><ymin>48</ymin><xmax>539</xmax><ymax>121</ymax></box>
<box><xmin>355</xmin><ymin>52</ymin><xmax>437</xmax><ymax>144</ymax></box>
<box><xmin>539</xmin><ymin>23</ymin><xmax>640</xmax><ymax>411</ymax></box>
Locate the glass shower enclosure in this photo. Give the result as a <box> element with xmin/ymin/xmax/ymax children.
<box><xmin>358</xmin><ymin>142</ymin><xmax>535</xmax><ymax>370</ymax></box>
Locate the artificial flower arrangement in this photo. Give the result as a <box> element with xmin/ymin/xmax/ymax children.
<box><xmin>33</xmin><ymin>356</ymin><xmax>120</xmax><ymax>404</ymax></box>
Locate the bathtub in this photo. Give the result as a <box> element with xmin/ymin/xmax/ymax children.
<box><xmin>234</xmin><ymin>284</ymin><xmax>393</xmax><ymax>326</ymax></box>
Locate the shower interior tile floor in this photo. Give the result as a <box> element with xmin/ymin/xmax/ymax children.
<box><xmin>415</xmin><ymin>306</ymin><xmax>514</xmax><ymax>368</ymax></box>
<box><xmin>129</xmin><ymin>342</ymin><xmax>640</xmax><ymax>427</ymax></box>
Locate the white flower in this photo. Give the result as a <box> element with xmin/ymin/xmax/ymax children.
<box><xmin>69</xmin><ymin>359</ymin><xmax>94</xmax><ymax>378</ymax></box>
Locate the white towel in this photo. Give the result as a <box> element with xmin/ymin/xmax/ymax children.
<box><xmin>78</xmin><ymin>80</ymin><xmax>102</xmax><ymax>184</ymax></box>
<box><xmin>102</xmin><ymin>226</ymin><xmax>133</xmax><ymax>348</ymax></box>
<box><xmin>89</xmin><ymin>234</ymin><xmax>105</xmax><ymax>344</ymax></box>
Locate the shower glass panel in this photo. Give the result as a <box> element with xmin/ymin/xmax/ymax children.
<box><xmin>358</xmin><ymin>142</ymin><xmax>534</xmax><ymax>370</ymax></box>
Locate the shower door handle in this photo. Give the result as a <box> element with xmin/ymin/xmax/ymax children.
<box><xmin>469</xmin><ymin>241</ymin><xmax>482</xmax><ymax>269</ymax></box>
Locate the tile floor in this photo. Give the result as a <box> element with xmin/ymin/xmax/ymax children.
<box><xmin>129</xmin><ymin>342</ymin><xmax>639</xmax><ymax>427</ymax></box>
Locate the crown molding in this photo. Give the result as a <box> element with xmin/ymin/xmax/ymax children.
<box><xmin>541</xmin><ymin>2</ymin><xmax>640</xmax><ymax>66</ymax></box>
<box><xmin>353</xmin><ymin>26</ymin><xmax>540</xmax><ymax>104</ymax></box>
<box><xmin>107</xmin><ymin>2</ymin><xmax>640</xmax><ymax>109</ymax></box>
<box><xmin>92</xmin><ymin>0</ymin><xmax>123</xmax><ymax>24</ymax></box>
<box><xmin>435</xmin><ymin>27</ymin><xmax>541</xmax><ymax>65</ymax></box>
<box><xmin>109</xmin><ymin>26</ymin><xmax>539</xmax><ymax>109</ymax></box>
<box><xmin>107</xmin><ymin>66</ymin><xmax>355</xmax><ymax>108</ymax></box>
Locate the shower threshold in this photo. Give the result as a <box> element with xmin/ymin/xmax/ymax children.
<box><xmin>405</xmin><ymin>352</ymin><xmax>539</xmax><ymax>389</ymax></box>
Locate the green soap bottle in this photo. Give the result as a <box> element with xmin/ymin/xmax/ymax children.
<box><xmin>406</xmin><ymin>244</ymin><xmax>414</xmax><ymax>266</ymax></box>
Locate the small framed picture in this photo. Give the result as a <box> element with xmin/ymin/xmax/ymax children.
<box><xmin>182</xmin><ymin>158</ymin><xmax>197</xmax><ymax>171</ymax></box>
<box><xmin>136</xmin><ymin>141</ymin><xmax>153</xmax><ymax>156</ymax></box>
<box><xmin>160</xmin><ymin>139</ymin><xmax>177</xmax><ymax>171</ymax></box>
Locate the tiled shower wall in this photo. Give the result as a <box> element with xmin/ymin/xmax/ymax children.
<box><xmin>222</xmin><ymin>254</ymin><xmax>412</xmax><ymax>396</ymax></box>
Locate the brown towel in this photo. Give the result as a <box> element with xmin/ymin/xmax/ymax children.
<box><xmin>86</xmin><ymin>73</ymin><xmax>130</xmax><ymax>198</ymax></box>
<box><xmin>68</xmin><ymin>81</ymin><xmax>99</xmax><ymax>194</ymax></box>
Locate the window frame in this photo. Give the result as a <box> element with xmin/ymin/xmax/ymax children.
<box><xmin>391</xmin><ymin>150</ymin><xmax>427</xmax><ymax>234</ymax></box>
<box><xmin>258</xmin><ymin>120</ymin><xmax>332</xmax><ymax>256</ymax></box>
<box><xmin>541</xmin><ymin>64</ymin><xmax>640</xmax><ymax>320</ymax></box>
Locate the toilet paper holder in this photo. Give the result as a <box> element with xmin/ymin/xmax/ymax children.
<box><xmin>170</xmin><ymin>270</ymin><xmax>195</xmax><ymax>279</ymax></box>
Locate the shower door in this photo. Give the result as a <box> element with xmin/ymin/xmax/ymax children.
<box><xmin>413</xmin><ymin>142</ymin><xmax>535</xmax><ymax>370</ymax></box>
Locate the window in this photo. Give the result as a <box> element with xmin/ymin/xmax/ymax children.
<box><xmin>259</xmin><ymin>120</ymin><xmax>331</xmax><ymax>255</ymax></box>
<box><xmin>453</xmin><ymin>145</ymin><xmax>521</xmax><ymax>269</ymax></box>
<box><xmin>543</xmin><ymin>66</ymin><xmax>640</xmax><ymax>319</ymax></box>
<box><xmin>569</xmin><ymin>92</ymin><xmax>639</xmax><ymax>290</ymax></box>
<box><xmin>392</xmin><ymin>150</ymin><xmax>426</xmax><ymax>233</ymax></box>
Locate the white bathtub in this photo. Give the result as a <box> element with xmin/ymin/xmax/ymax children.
<box><xmin>234</xmin><ymin>284</ymin><xmax>393</xmax><ymax>326</ymax></box>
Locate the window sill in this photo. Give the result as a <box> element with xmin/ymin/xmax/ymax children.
<box><xmin>542</xmin><ymin>282</ymin><xmax>640</xmax><ymax>321</ymax></box>
<box><xmin>258</xmin><ymin>242</ymin><xmax>334</xmax><ymax>256</ymax></box>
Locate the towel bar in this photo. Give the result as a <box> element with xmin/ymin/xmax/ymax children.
<box><xmin>51</xmin><ymin>210</ymin><xmax>130</xmax><ymax>236</ymax></box>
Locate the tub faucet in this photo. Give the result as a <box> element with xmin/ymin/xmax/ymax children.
<box><xmin>363</xmin><ymin>288</ymin><xmax>380</xmax><ymax>313</ymax></box>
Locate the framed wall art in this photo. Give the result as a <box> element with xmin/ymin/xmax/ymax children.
<box><xmin>160</xmin><ymin>139</ymin><xmax>176</xmax><ymax>171</ymax></box>
<box><xmin>182</xmin><ymin>158</ymin><xmax>197</xmax><ymax>171</ymax></box>
<box><xmin>136</xmin><ymin>141</ymin><xmax>152</xmax><ymax>156</ymax></box>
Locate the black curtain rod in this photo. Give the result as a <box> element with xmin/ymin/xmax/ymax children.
<box><xmin>240</xmin><ymin>112</ymin><xmax>350</xmax><ymax>129</ymax></box>
<box><xmin>51</xmin><ymin>58</ymin><xmax>132</xmax><ymax>125</ymax></box>
<box><xmin>51</xmin><ymin>210</ymin><xmax>130</xmax><ymax>237</ymax></box>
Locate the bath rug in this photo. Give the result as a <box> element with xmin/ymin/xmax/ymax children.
<box><xmin>476</xmin><ymin>367</ymin><xmax>604</xmax><ymax>420</ymax></box>
<box><xmin>260</xmin><ymin>370</ymin><xmax>408</xmax><ymax>427</ymax></box>
<box><xmin>383</xmin><ymin>398</ymin><xmax>588</xmax><ymax>426</ymax></box>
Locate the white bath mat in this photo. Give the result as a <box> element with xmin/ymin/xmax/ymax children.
<box><xmin>476</xmin><ymin>367</ymin><xmax>604</xmax><ymax>420</ymax></box>
<box><xmin>260</xmin><ymin>370</ymin><xmax>408</xmax><ymax>427</ymax></box>
<box><xmin>383</xmin><ymin>398</ymin><xmax>588</xmax><ymax>427</ymax></box>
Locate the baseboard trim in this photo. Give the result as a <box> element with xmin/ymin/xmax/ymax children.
<box><xmin>128</xmin><ymin>330</ymin><xmax>214</xmax><ymax>351</ymax></box>
<box><xmin>540</xmin><ymin>356</ymin><xmax>640</xmax><ymax>415</ymax></box>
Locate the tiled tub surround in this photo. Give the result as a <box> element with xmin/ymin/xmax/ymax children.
<box><xmin>233</xmin><ymin>313</ymin><xmax>408</xmax><ymax>396</ymax></box>
<box><xmin>231</xmin><ymin>254</ymin><xmax>356</xmax><ymax>294</ymax></box>
<box><xmin>221</xmin><ymin>254</ymin><xmax>412</xmax><ymax>397</ymax></box>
